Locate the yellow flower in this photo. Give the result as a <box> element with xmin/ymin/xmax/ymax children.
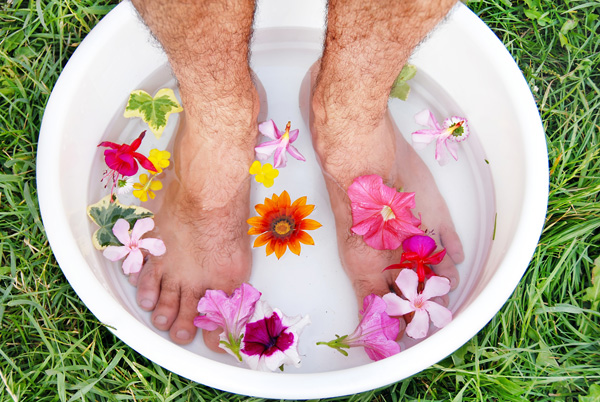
<box><xmin>148</xmin><ymin>149</ymin><xmax>171</xmax><ymax>173</ymax></box>
<box><xmin>133</xmin><ymin>174</ymin><xmax>163</xmax><ymax>202</ymax></box>
<box><xmin>249</xmin><ymin>161</ymin><xmax>279</xmax><ymax>188</ymax></box>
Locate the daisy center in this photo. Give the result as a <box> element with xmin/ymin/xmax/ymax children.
<box><xmin>271</xmin><ymin>217</ymin><xmax>295</xmax><ymax>238</ymax></box>
<box><xmin>380</xmin><ymin>205</ymin><xmax>396</xmax><ymax>221</ymax></box>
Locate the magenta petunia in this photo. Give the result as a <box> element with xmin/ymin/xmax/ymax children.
<box><xmin>254</xmin><ymin>120</ymin><xmax>305</xmax><ymax>168</ymax></box>
<box><xmin>99</xmin><ymin>130</ymin><xmax>157</xmax><ymax>176</ymax></box>
<box><xmin>318</xmin><ymin>294</ymin><xmax>400</xmax><ymax>361</ymax></box>
<box><xmin>240</xmin><ymin>301</ymin><xmax>310</xmax><ymax>371</ymax></box>
<box><xmin>384</xmin><ymin>235</ymin><xmax>446</xmax><ymax>283</ymax></box>
<box><xmin>102</xmin><ymin>218</ymin><xmax>166</xmax><ymax>275</ymax></box>
<box><xmin>411</xmin><ymin>110</ymin><xmax>469</xmax><ymax>166</ymax></box>
<box><xmin>383</xmin><ymin>269</ymin><xmax>452</xmax><ymax>339</ymax></box>
<box><xmin>194</xmin><ymin>283</ymin><xmax>262</xmax><ymax>360</ymax></box>
<box><xmin>347</xmin><ymin>174</ymin><xmax>423</xmax><ymax>250</ymax></box>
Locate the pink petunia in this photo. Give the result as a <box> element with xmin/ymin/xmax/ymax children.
<box><xmin>347</xmin><ymin>175</ymin><xmax>423</xmax><ymax>250</ymax></box>
<box><xmin>384</xmin><ymin>235</ymin><xmax>446</xmax><ymax>283</ymax></box>
<box><xmin>411</xmin><ymin>110</ymin><xmax>469</xmax><ymax>165</ymax></box>
<box><xmin>194</xmin><ymin>283</ymin><xmax>262</xmax><ymax>360</ymax></box>
<box><xmin>254</xmin><ymin>120</ymin><xmax>305</xmax><ymax>168</ymax></box>
<box><xmin>383</xmin><ymin>269</ymin><xmax>452</xmax><ymax>339</ymax></box>
<box><xmin>318</xmin><ymin>294</ymin><xmax>401</xmax><ymax>361</ymax></box>
<box><xmin>240</xmin><ymin>301</ymin><xmax>310</xmax><ymax>372</ymax></box>
<box><xmin>102</xmin><ymin>218</ymin><xmax>166</xmax><ymax>275</ymax></box>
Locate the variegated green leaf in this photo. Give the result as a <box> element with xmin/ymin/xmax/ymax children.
<box><xmin>124</xmin><ymin>88</ymin><xmax>183</xmax><ymax>139</ymax></box>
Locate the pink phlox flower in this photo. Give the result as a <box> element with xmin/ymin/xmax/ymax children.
<box><xmin>347</xmin><ymin>174</ymin><xmax>423</xmax><ymax>250</ymax></box>
<box><xmin>319</xmin><ymin>294</ymin><xmax>400</xmax><ymax>361</ymax></box>
<box><xmin>193</xmin><ymin>283</ymin><xmax>262</xmax><ymax>360</ymax></box>
<box><xmin>102</xmin><ymin>217</ymin><xmax>166</xmax><ymax>275</ymax></box>
<box><xmin>384</xmin><ymin>235</ymin><xmax>446</xmax><ymax>283</ymax></box>
<box><xmin>240</xmin><ymin>301</ymin><xmax>310</xmax><ymax>372</ymax></box>
<box><xmin>383</xmin><ymin>269</ymin><xmax>452</xmax><ymax>339</ymax></box>
<box><xmin>411</xmin><ymin>110</ymin><xmax>469</xmax><ymax>165</ymax></box>
<box><xmin>255</xmin><ymin>120</ymin><xmax>306</xmax><ymax>168</ymax></box>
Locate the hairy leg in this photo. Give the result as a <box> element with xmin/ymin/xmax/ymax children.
<box><xmin>130</xmin><ymin>0</ymin><xmax>258</xmax><ymax>347</ymax></box>
<box><xmin>311</xmin><ymin>0</ymin><xmax>464</xmax><ymax>307</ymax></box>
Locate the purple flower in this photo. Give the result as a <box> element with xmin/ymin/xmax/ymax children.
<box><xmin>240</xmin><ymin>301</ymin><xmax>310</xmax><ymax>371</ymax></box>
<box><xmin>384</xmin><ymin>235</ymin><xmax>446</xmax><ymax>283</ymax></box>
<box><xmin>194</xmin><ymin>283</ymin><xmax>261</xmax><ymax>360</ymax></box>
<box><xmin>254</xmin><ymin>120</ymin><xmax>306</xmax><ymax>168</ymax></box>
<box><xmin>318</xmin><ymin>294</ymin><xmax>401</xmax><ymax>361</ymax></box>
<box><xmin>102</xmin><ymin>218</ymin><xmax>166</xmax><ymax>275</ymax></box>
<box><xmin>411</xmin><ymin>110</ymin><xmax>469</xmax><ymax>165</ymax></box>
<box><xmin>383</xmin><ymin>269</ymin><xmax>452</xmax><ymax>339</ymax></box>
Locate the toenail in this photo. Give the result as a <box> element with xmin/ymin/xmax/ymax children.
<box><xmin>155</xmin><ymin>315</ymin><xmax>168</xmax><ymax>326</ymax></box>
<box><xmin>140</xmin><ymin>299</ymin><xmax>154</xmax><ymax>310</ymax></box>
<box><xmin>176</xmin><ymin>330</ymin><xmax>191</xmax><ymax>341</ymax></box>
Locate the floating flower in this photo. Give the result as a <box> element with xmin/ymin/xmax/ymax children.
<box><xmin>348</xmin><ymin>175</ymin><xmax>423</xmax><ymax>250</ymax></box>
<box><xmin>317</xmin><ymin>294</ymin><xmax>400</xmax><ymax>361</ymax></box>
<box><xmin>411</xmin><ymin>110</ymin><xmax>469</xmax><ymax>165</ymax></box>
<box><xmin>384</xmin><ymin>235</ymin><xmax>446</xmax><ymax>283</ymax></box>
<box><xmin>133</xmin><ymin>173</ymin><xmax>163</xmax><ymax>202</ymax></box>
<box><xmin>98</xmin><ymin>131</ymin><xmax>156</xmax><ymax>177</ymax></box>
<box><xmin>116</xmin><ymin>177</ymin><xmax>135</xmax><ymax>195</ymax></box>
<box><xmin>383</xmin><ymin>269</ymin><xmax>452</xmax><ymax>339</ymax></box>
<box><xmin>102</xmin><ymin>217</ymin><xmax>166</xmax><ymax>275</ymax></box>
<box><xmin>148</xmin><ymin>149</ymin><xmax>171</xmax><ymax>173</ymax></box>
<box><xmin>240</xmin><ymin>301</ymin><xmax>310</xmax><ymax>372</ymax></box>
<box><xmin>247</xmin><ymin>190</ymin><xmax>322</xmax><ymax>259</ymax></box>
<box><xmin>249</xmin><ymin>160</ymin><xmax>279</xmax><ymax>188</ymax></box>
<box><xmin>255</xmin><ymin>120</ymin><xmax>305</xmax><ymax>168</ymax></box>
<box><xmin>194</xmin><ymin>283</ymin><xmax>262</xmax><ymax>360</ymax></box>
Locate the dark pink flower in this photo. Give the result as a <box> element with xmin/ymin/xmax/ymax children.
<box><xmin>348</xmin><ymin>175</ymin><xmax>423</xmax><ymax>250</ymax></box>
<box><xmin>318</xmin><ymin>294</ymin><xmax>401</xmax><ymax>361</ymax></box>
<box><xmin>98</xmin><ymin>131</ymin><xmax>156</xmax><ymax>177</ymax></box>
<box><xmin>194</xmin><ymin>283</ymin><xmax>261</xmax><ymax>360</ymax></box>
<box><xmin>384</xmin><ymin>235</ymin><xmax>446</xmax><ymax>283</ymax></box>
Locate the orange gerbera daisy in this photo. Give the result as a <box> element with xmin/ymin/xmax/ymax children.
<box><xmin>247</xmin><ymin>190</ymin><xmax>322</xmax><ymax>259</ymax></box>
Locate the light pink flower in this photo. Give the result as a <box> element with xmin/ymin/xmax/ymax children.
<box><xmin>193</xmin><ymin>283</ymin><xmax>261</xmax><ymax>360</ymax></box>
<box><xmin>318</xmin><ymin>294</ymin><xmax>401</xmax><ymax>361</ymax></box>
<box><xmin>411</xmin><ymin>110</ymin><xmax>469</xmax><ymax>165</ymax></box>
<box><xmin>348</xmin><ymin>175</ymin><xmax>423</xmax><ymax>250</ymax></box>
<box><xmin>255</xmin><ymin>120</ymin><xmax>305</xmax><ymax>168</ymax></box>
<box><xmin>383</xmin><ymin>269</ymin><xmax>452</xmax><ymax>339</ymax></box>
<box><xmin>240</xmin><ymin>301</ymin><xmax>310</xmax><ymax>371</ymax></box>
<box><xmin>102</xmin><ymin>218</ymin><xmax>166</xmax><ymax>275</ymax></box>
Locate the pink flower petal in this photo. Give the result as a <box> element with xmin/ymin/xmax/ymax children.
<box><xmin>402</xmin><ymin>235</ymin><xmax>437</xmax><ymax>257</ymax></box>
<box><xmin>414</xmin><ymin>109</ymin><xmax>441</xmax><ymax>130</ymax></box>
<box><xmin>111</xmin><ymin>219</ymin><xmax>131</xmax><ymax>246</ymax></box>
<box><xmin>445</xmin><ymin>140</ymin><xmax>460</xmax><ymax>161</ymax></box>
<box><xmin>130</xmin><ymin>217</ymin><xmax>155</xmax><ymax>242</ymax></box>
<box><xmin>254</xmin><ymin>139</ymin><xmax>281</xmax><ymax>159</ymax></box>
<box><xmin>411</xmin><ymin>129</ymin><xmax>441</xmax><ymax>146</ymax></box>
<box><xmin>287</xmin><ymin>144</ymin><xmax>306</xmax><ymax>162</ymax></box>
<box><xmin>273</xmin><ymin>145</ymin><xmax>287</xmax><ymax>168</ymax></box>
<box><xmin>122</xmin><ymin>248</ymin><xmax>144</xmax><ymax>274</ymax></box>
<box><xmin>102</xmin><ymin>245</ymin><xmax>130</xmax><ymax>262</ymax></box>
<box><xmin>258</xmin><ymin>120</ymin><xmax>280</xmax><ymax>139</ymax></box>
<box><xmin>394</xmin><ymin>269</ymin><xmax>419</xmax><ymax>301</ymax></box>
<box><xmin>382</xmin><ymin>292</ymin><xmax>414</xmax><ymax>316</ymax></box>
<box><xmin>288</xmin><ymin>128</ymin><xmax>300</xmax><ymax>142</ymax></box>
<box><xmin>423</xmin><ymin>301</ymin><xmax>453</xmax><ymax>328</ymax></box>
<box><xmin>138</xmin><ymin>238</ymin><xmax>166</xmax><ymax>256</ymax></box>
<box><xmin>405</xmin><ymin>309</ymin><xmax>430</xmax><ymax>339</ymax></box>
<box><xmin>420</xmin><ymin>275</ymin><xmax>451</xmax><ymax>300</ymax></box>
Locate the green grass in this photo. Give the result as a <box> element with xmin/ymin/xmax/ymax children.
<box><xmin>1</xmin><ymin>0</ymin><xmax>599</xmax><ymax>400</ymax></box>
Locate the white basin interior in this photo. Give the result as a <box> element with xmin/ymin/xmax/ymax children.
<box><xmin>37</xmin><ymin>1</ymin><xmax>548</xmax><ymax>399</ymax></box>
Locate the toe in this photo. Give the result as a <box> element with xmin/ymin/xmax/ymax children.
<box><xmin>352</xmin><ymin>274</ymin><xmax>393</xmax><ymax>309</ymax></box>
<box><xmin>432</xmin><ymin>254</ymin><xmax>459</xmax><ymax>290</ymax></box>
<box><xmin>151</xmin><ymin>281</ymin><xmax>180</xmax><ymax>331</ymax></box>
<box><xmin>440</xmin><ymin>225</ymin><xmax>464</xmax><ymax>264</ymax></box>
<box><xmin>202</xmin><ymin>329</ymin><xmax>226</xmax><ymax>353</ymax></box>
<box><xmin>135</xmin><ymin>260</ymin><xmax>161</xmax><ymax>311</ymax></box>
<box><xmin>169</xmin><ymin>289</ymin><xmax>201</xmax><ymax>345</ymax></box>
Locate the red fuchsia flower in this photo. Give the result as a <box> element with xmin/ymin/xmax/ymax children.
<box><xmin>384</xmin><ymin>235</ymin><xmax>446</xmax><ymax>283</ymax></box>
<box><xmin>194</xmin><ymin>283</ymin><xmax>262</xmax><ymax>361</ymax></box>
<box><xmin>240</xmin><ymin>301</ymin><xmax>310</xmax><ymax>372</ymax></box>
<box><xmin>254</xmin><ymin>120</ymin><xmax>305</xmax><ymax>168</ymax></box>
<box><xmin>102</xmin><ymin>218</ymin><xmax>166</xmax><ymax>275</ymax></box>
<box><xmin>317</xmin><ymin>294</ymin><xmax>401</xmax><ymax>361</ymax></box>
<box><xmin>347</xmin><ymin>175</ymin><xmax>423</xmax><ymax>250</ymax></box>
<box><xmin>411</xmin><ymin>109</ymin><xmax>469</xmax><ymax>166</ymax></box>
<box><xmin>383</xmin><ymin>269</ymin><xmax>452</xmax><ymax>339</ymax></box>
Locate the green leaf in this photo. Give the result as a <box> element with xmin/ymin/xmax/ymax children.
<box><xmin>583</xmin><ymin>257</ymin><xmax>600</xmax><ymax>303</ymax></box>
<box><xmin>124</xmin><ymin>88</ymin><xmax>183</xmax><ymax>139</ymax></box>
<box><xmin>580</xmin><ymin>384</ymin><xmax>600</xmax><ymax>402</ymax></box>
<box><xmin>390</xmin><ymin>64</ymin><xmax>417</xmax><ymax>101</ymax></box>
<box><xmin>86</xmin><ymin>195</ymin><xmax>154</xmax><ymax>250</ymax></box>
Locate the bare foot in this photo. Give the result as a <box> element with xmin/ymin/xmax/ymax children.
<box><xmin>306</xmin><ymin>63</ymin><xmax>464</xmax><ymax>309</ymax></box>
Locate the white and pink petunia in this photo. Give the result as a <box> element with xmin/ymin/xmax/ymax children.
<box><xmin>194</xmin><ymin>283</ymin><xmax>262</xmax><ymax>360</ymax></box>
<box><xmin>347</xmin><ymin>174</ymin><xmax>423</xmax><ymax>250</ymax></box>
<box><xmin>240</xmin><ymin>301</ymin><xmax>310</xmax><ymax>372</ymax></box>
<box><xmin>254</xmin><ymin>120</ymin><xmax>306</xmax><ymax>168</ymax></box>
<box><xmin>383</xmin><ymin>269</ymin><xmax>452</xmax><ymax>339</ymax></box>
<box><xmin>102</xmin><ymin>217</ymin><xmax>166</xmax><ymax>275</ymax></box>
<box><xmin>411</xmin><ymin>109</ymin><xmax>469</xmax><ymax>165</ymax></box>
